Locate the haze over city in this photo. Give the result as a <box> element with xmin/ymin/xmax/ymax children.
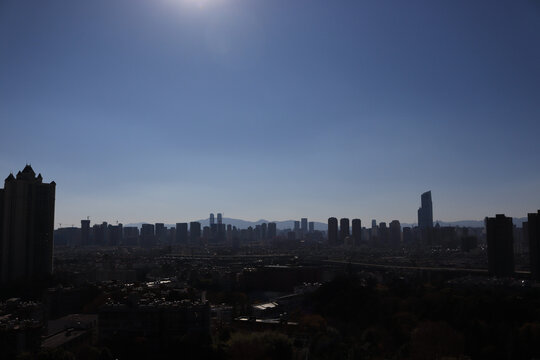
<box><xmin>2</xmin><ymin>0</ymin><xmax>540</xmax><ymax>226</ymax></box>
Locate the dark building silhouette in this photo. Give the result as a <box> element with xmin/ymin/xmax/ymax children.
<box><xmin>418</xmin><ymin>191</ymin><xmax>433</xmax><ymax>229</ymax></box>
<box><xmin>389</xmin><ymin>220</ymin><xmax>401</xmax><ymax>246</ymax></box>
<box><xmin>379</xmin><ymin>222</ymin><xmax>389</xmax><ymax>244</ymax></box>
<box><xmin>108</xmin><ymin>223</ymin><xmax>122</xmax><ymax>246</ymax></box>
<box><xmin>140</xmin><ymin>224</ymin><xmax>155</xmax><ymax>247</ymax></box>
<box><xmin>328</xmin><ymin>217</ymin><xmax>338</xmax><ymax>244</ymax></box>
<box><xmin>92</xmin><ymin>222</ymin><xmax>109</xmax><ymax>246</ymax></box>
<box><xmin>370</xmin><ymin>220</ymin><xmax>378</xmax><ymax>242</ymax></box>
<box><xmin>261</xmin><ymin>222</ymin><xmax>267</xmax><ymax>240</ymax></box>
<box><xmin>308</xmin><ymin>221</ymin><xmax>314</xmax><ymax>233</ymax></box>
<box><xmin>81</xmin><ymin>219</ymin><xmax>90</xmax><ymax>246</ymax></box>
<box><xmin>123</xmin><ymin>226</ymin><xmax>139</xmax><ymax>246</ymax></box>
<box><xmin>100</xmin><ymin>224</ymin><xmax>110</xmax><ymax>246</ymax></box>
<box><xmin>190</xmin><ymin>221</ymin><xmax>201</xmax><ymax>242</ymax></box>
<box><xmin>486</xmin><ymin>214</ymin><xmax>514</xmax><ymax>277</ymax></box>
<box><xmin>268</xmin><ymin>222</ymin><xmax>277</xmax><ymax>239</ymax></box>
<box><xmin>294</xmin><ymin>221</ymin><xmax>300</xmax><ymax>232</ymax></box>
<box><xmin>301</xmin><ymin>218</ymin><xmax>308</xmax><ymax>233</ymax></box>
<box><xmin>340</xmin><ymin>218</ymin><xmax>349</xmax><ymax>243</ymax></box>
<box><xmin>101</xmin><ymin>222</ymin><xmax>110</xmax><ymax>245</ymax></box>
<box><xmin>254</xmin><ymin>224</ymin><xmax>262</xmax><ymax>240</ymax></box>
<box><xmin>155</xmin><ymin>223</ymin><xmax>165</xmax><ymax>242</ymax></box>
<box><xmin>209</xmin><ymin>213</ymin><xmax>215</xmax><ymax>227</ymax></box>
<box><xmin>0</xmin><ymin>165</ymin><xmax>55</xmax><ymax>284</ymax></box>
<box><xmin>216</xmin><ymin>213</ymin><xmax>225</xmax><ymax>242</ymax></box>
<box><xmin>528</xmin><ymin>210</ymin><xmax>540</xmax><ymax>281</ymax></box>
<box><xmin>92</xmin><ymin>224</ymin><xmax>101</xmax><ymax>245</ymax></box>
<box><xmin>141</xmin><ymin>224</ymin><xmax>154</xmax><ymax>237</ymax></box>
<box><xmin>176</xmin><ymin>223</ymin><xmax>188</xmax><ymax>243</ymax></box>
<box><xmin>351</xmin><ymin>219</ymin><xmax>361</xmax><ymax>245</ymax></box>
<box><xmin>202</xmin><ymin>226</ymin><xmax>211</xmax><ymax>240</ymax></box>
<box><xmin>402</xmin><ymin>227</ymin><xmax>412</xmax><ymax>243</ymax></box>
<box><xmin>226</xmin><ymin>224</ymin><xmax>233</xmax><ymax>241</ymax></box>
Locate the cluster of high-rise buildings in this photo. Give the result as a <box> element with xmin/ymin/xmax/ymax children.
<box><xmin>325</xmin><ymin>191</ymin><xmax>434</xmax><ymax>247</ymax></box>
<box><xmin>63</xmin><ymin>215</ymin><xmax>327</xmax><ymax>247</ymax></box>
<box><xmin>73</xmin><ymin>213</ymin><xmax>281</xmax><ymax>247</ymax></box>
<box><xmin>2</xmin><ymin>165</ymin><xmax>540</xmax><ymax>286</ymax></box>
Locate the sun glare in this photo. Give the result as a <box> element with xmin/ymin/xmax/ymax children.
<box><xmin>163</xmin><ymin>0</ymin><xmax>226</xmax><ymax>10</ymax></box>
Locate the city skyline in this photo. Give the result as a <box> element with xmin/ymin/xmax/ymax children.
<box><xmin>2</xmin><ymin>2</ymin><xmax>540</xmax><ymax>358</ymax></box>
<box><xmin>1</xmin><ymin>164</ymin><xmax>530</xmax><ymax>229</ymax></box>
<box><xmin>2</xmin><ymin>0</ymin><xmax>539</xmax><ymax>226</ymax></box>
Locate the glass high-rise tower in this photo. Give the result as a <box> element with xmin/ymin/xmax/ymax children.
<box><xmin>417</xmin><ymin>191</ymin><xmax>433</xmax><ymax>229</ymax></box>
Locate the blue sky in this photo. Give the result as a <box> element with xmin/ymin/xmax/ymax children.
<box><xmin>1</xmin><ymin>0</ymin><xmax>539</xmax><ymax>227</ymax></box>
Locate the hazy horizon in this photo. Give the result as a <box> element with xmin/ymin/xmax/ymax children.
<box><xmin>54</xmin><ymin>213</ymin><xmax>532</xmax><ymax>231</ymax></box>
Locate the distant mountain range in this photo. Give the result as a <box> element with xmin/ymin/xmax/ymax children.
<box><xmin>125</xmin><ymin>217</ymin><xmax>529</xmax><ymax>230</ymax></box>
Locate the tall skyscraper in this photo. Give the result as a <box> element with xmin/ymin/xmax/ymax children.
<box><xmin>92</xmin><ymin>224</ymin><xmax>102</xmax><ymax>245</ymax></box>
<box><xmin>101</xmin><ymin>222</ymin><xmax>110</xmax><ymax>246</ymax></box>
<box><xmin>261</xmin><ymin>223</ymin><xmax>267</xmax><ymax>240</ymax></box>
<box><xmin>308</xmin><ymin>222</ymin><xmax>314</xmax><ymax>233</ymax></box>
<box><xmin>528</xmin><ymin>210</ymin><xmax>540</xmax><ymax>281</ymax></box>
<box><xmin>155</xmin><ymin>223</ymin><xmax>165</xmax><ymax>241</ymax></box>
<box><xmin>176</xmin><ymin>223</ymin><xmax>188</xmax><ymax>243</ymax></box>
<box><xmin>301</xmin><ymin>218</ymin><xmax>308</xmax><ymax>233</ymax></box>
<box><xmin>81</xmin><ymin>219</ymin><xmax>90</xmax><ymax>246</ymax></box>
<box><xmin>0</xmin><ymin>165</ymin><xmax>56</xmax><ymax>284</ymax></box>
<box><xmin>389</xmin><ymin>220</ymin><xmax>401</xmax><ymax>247</ymax></box>
<box><xmin>486</xmin><ymin>214</ymin><xmax>514</xmax><ymax>277</ymax></box>
<box><xmin>328</xmin><ymin>217</ymin><xmax>338</xmax><ymax>245</ymax></box>
<box><xmin>352</xmin><ymin>219</ymin><xmax>361</xmax><ymax>245</ymax></box>
<box><xmin>190</xmin><ymin>222</ymin><xmax>201</xmax><ymax>242</ymax></box>
<box><xmin>268</xmin><ymin>222</ymin><xmax>277</xmax><ymax>239</ymax></box>
<box><xmin>216</xmin><ymin>213</ymin><xmax>225</xmax><ymax>242</ymax></box>
<box><xmin>294</xmin><ymin>221</ymin><xmax>300</xmax><ymax>232</ymax></box>
<box><xmin>123</xmin><ymin>226</ymin><xmax>139</xmax><ymax>246</ymax></box>
<box><xmin>371</xmin><ymin>220</ymin><xmax>378</xmax><ymax>239</ymax></box>
<box><xmin>202</xmin><ymin>226</ymin><xmax>211</xmax><ymax>240</ymax></box>
<box><xmin>379</xmin><ymin>222</ymin><xmax>389</xmax><ymax>243</ymax></box>
<box><xmin>209</xmin><ymin>213</ymin><xmax>215</xmax><ymax>226</ymax></box>
<box><xmin>140</xmin><ymin>224</ymin><xmax>155</xmax><ymax>247</ymax></box>
<box><xmin>108</xmin><ymin>223</ymin><xmax>123</xmax><ymax>246</ymax></box>
<box><xmin>340</xmin><ymin>218</ymin><xmax>350</xmax><ymax>242</ymax></box>
<box><xmin>418</xmin><ymin>191</ymin><xmax>433</xmax><ymax>229</ymax></box>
